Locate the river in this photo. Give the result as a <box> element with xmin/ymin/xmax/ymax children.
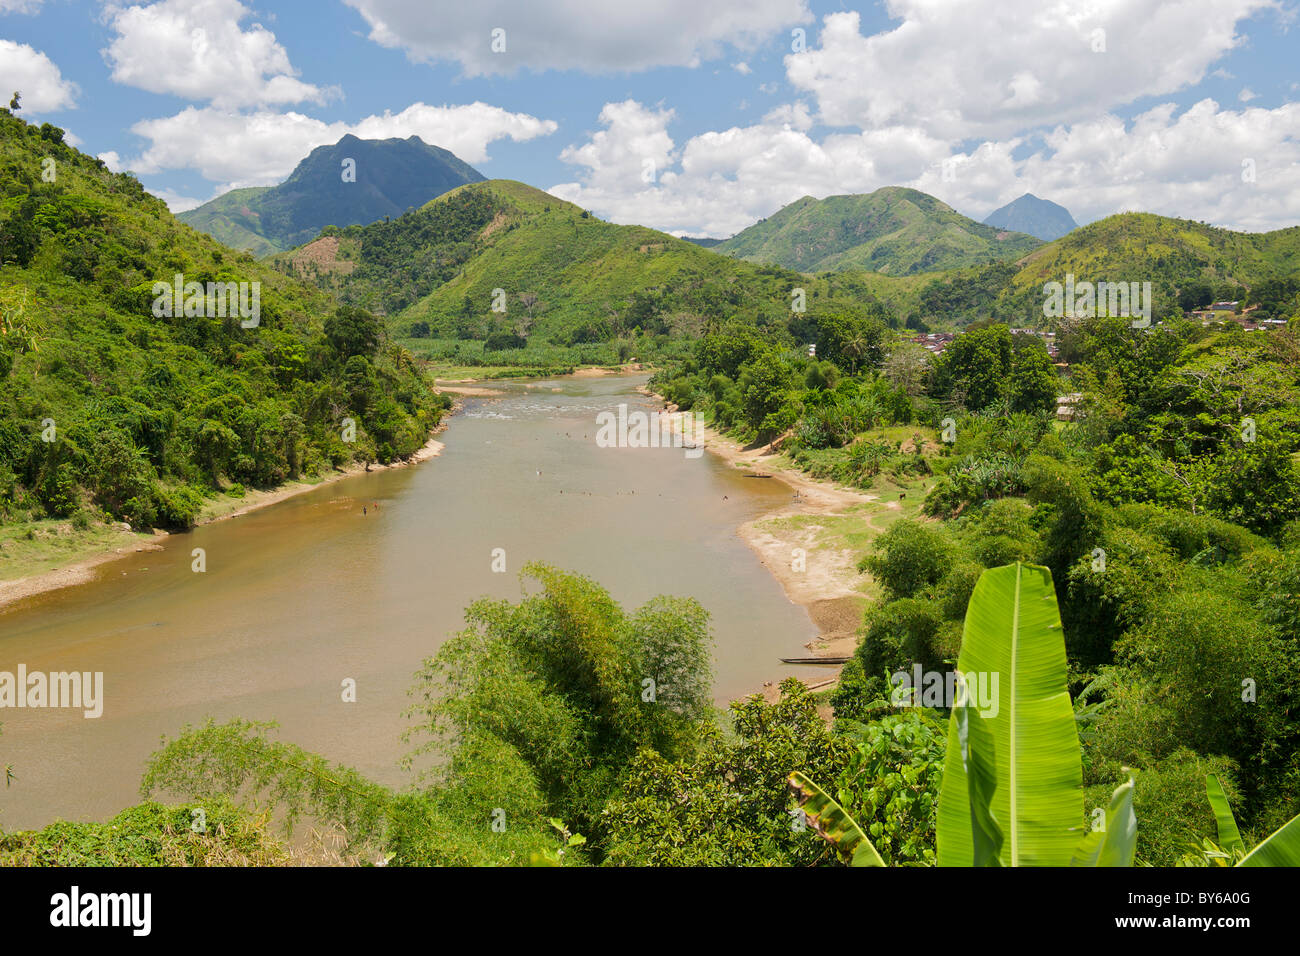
<box><xmin>0</xmin><ymin>373</ymin><xmax>817</xmax><ymax>831</ymax></box>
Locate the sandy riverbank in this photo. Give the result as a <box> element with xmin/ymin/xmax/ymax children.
<box><xmin>644</xmin><ymin>388</ymin><xmax>912</xmax><ymax>697</ymax></box>
<box><xmin>0</xmin><ymin>430</ymin><xmax>448</xmax><ymax>614</ymax></box>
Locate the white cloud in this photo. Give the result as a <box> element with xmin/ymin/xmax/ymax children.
<box><xmin>150</xmin><ymin>186</ymin><xmax>211</xmax><ymax>212</ymax></box>
<box><xmin>1239</xmin><ymin>87</ymin><xmax>1258</xmax><ymax>102</ymax></box>
<box><xmin>343</xmin><ymin>0</ymin><xmax>811</xmax><ymax>75</ymax></box>
<box><xmin>786</xmin><ymin>3</ymin><xmax>1273</xmax><ymax>140</ymax></box>
<box><xmin>733</xmin><ymin>62</ymin><xmax>752</xmax><ymax>75</ymax></box>
<box><xmin>102</xmin><ymin>0</ymin><xmax>328</xmax><ymax>108</ymax></box>
<box><xmin>0</xmin><ymin>0</ymin><xmax>46</xmax><ymax>13</ymax></box>
<box><xmin>0</xmin><ymin>40</ymin><xmax>77</xmax><ymax>111</ymax></box>
<box><xmin>119</xmin><ymin>101</ymin><xmax>558</xmax><ymax>189</ymax></box>
<box><xmin>552</xmin><ymin>97</ymin><xmax>1300</xmax><ymax>236</ymax></box>
<box><xmin>550</xmin><ymin>99</ymin><xmax>950</xmax><ymax>237</ymax></box>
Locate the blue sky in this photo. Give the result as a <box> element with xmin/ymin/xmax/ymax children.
<box><xmin>2</xmin><ymin>0</ymin><xmax>1298</xmax><ymax>235</ymax></box>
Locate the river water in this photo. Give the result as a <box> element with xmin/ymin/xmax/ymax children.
<box><xmin>0</xmin><ymin>374</ymin><xmax>815</xmax><ymax>830</ymax></box>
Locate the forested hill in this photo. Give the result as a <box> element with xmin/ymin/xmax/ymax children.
<box><xmin>898</xmin><ymin>212</ymin><xmax>1300</xmax><ymax>327</ymax></box>
<box><xmin>274</xmin><ymin>179</ymin><xmax>894</xmax><ymax>350</ymax></box>
<box><xmin>0</xmin><ymin>110</ymin><xmax>444</xmax><ymax>532</ymax></box>
<box><xmin>713</xmin><ymin>187</ymin><xmax>1042</xmax><ymax>275</ymax></box>
<box><xmin>178</xmin><ymin>135</ymin><xmax>485</xmax><ymax>257</ymax></box>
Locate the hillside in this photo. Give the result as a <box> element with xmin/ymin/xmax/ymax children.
<box><xmin>999</xmin><ymin>212</ymin><xmax>1300</xmax><ymax>322</ymax></box>
<box><xmin>713</xmin><ymin>188</ymin><xmax>1042</xmax><ymax>275</ymax></box>
<box><xmin>179</xmin><ymin>135</ymin><xmax>484</xmax><ymax>257</ymax></box>
<box><xmin>0</xmin><ymin>110</ymin><xmax>443</xmax><ymax>536</ymax></box>
<box><xmin>983</xmin><ymin>193</ymin><xmax>1077</xmax><ymax>241</ymax></box>
<box><xmin>275</xmin><ymin>180</ymin><xmax>892</xmax><ymax>354</ymax></box>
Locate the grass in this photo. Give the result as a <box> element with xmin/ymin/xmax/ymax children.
<box><xmin>0</xmin><ymin>517</ymin><xmax>147</xmax><ymax>583</ymax></box>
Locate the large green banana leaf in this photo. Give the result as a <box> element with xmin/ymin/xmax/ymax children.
<box><xmin>1205</xmin><ymin>774</ymin><xmax>1244</xmax><ymax>854</ymax></box>
<box><xmin>1239</xmin><ymin>811</ymin><xmax>1300</xmax><ymax>866</ymax></box>
<box><xmin>937</xmin><ymin>563</ymin><xmax>1084</xmax><ymax>866</ymax></box>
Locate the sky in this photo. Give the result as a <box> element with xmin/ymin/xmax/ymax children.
<box><xmin>1</xmin><ymin>0</ymin><xmax>1298</xmax><ymax>237</ymax></box>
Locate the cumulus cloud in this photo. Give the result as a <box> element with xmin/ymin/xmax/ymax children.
<box><xmin>552</xmin><ymin>96</ymin><xmax>1300</xmax><ymax>236</ymax></box>
<box><xmin>119</xmin><ymin>101</ymin><xmax>558</xmax><ymax>188</ymax></box>
<box><xmin>0</xmin><ymin>40</ymin><xmax>78</xmax><ymax>111</ymax></box>
<box><xmin>550</xmin><ymin>99</ymin><xmax>951</xmax><ymax>237</ymax></box>
<box><xmin>102</xmin><ymin>0</ymin><xmax>329</xmax><ymax>108</ymax></box>
<box><xmin>342</xmin><ymin>0</ymin><xmax>811</xmax><ymax>75</ymax></box>
<box><xmin>786</xmin><ymin>3</ymin><xmax>1273</xmax><ymax>140</ymax></box>
<box><xmin>0</xmin><ymin>0</ymin><xmax>45</xmax><ymax>13</ymax></box>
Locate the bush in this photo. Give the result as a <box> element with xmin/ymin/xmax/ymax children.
<box><xmin>154</xmin><ymin>483</ymin><xmax>205</xmax><ymax>529</ymax></box>
<box><xmin>859</xmin><ymin>520</ymin><xmax>953</xmax><ymax>599</ymax></box>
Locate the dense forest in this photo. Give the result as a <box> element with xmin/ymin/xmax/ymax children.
<box><xmin>647</xmin><ymin>305</ymin><xmax>1300</xmax><ymax>864</ymax></box>
<box><xmin>0</xmin><ymin>110</ymin><xmax>446</xmax><ymax>534</ymax></box>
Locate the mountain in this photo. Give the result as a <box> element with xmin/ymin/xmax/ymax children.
<box><xmin>713</xmin><ymin>187</ymin><xmax>1042</xmax><ymax>275</ymax></box>
<box><xmin>0</xmin><ymin>110</ymin><xmax>442</xmax><ymax>532</ymax></box>
<box><xmin>179</xmin><ymin>135</ymin><xmax>485</xmax><ymax>257</ymax></box>
<box><xmin>275</xmin><ymin>180</ymin><xmax>890</xmax><ymax>348</ymax></box>
<box><xmin>983</xmin><ymin>193</ymin><xmax>1077</xmax><ymax>241</ymax></box>
<box><xmin>905</xmin><ymin>212</ymin><xmax>1300</xmax><ymax>326</ymax></box>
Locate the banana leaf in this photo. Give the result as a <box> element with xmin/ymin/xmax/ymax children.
<box><xmin>1071</xmin><ymin>776</ymin><xmax>1137</xmax><ymax>867</ymax></box>
<box><xmin>1205</xmin><ymin>774</ymin><xmax>1245</xmax><ymax>854</ymax></box>
<box><xmin>789</xmin><ymin>771</ymin><xmax>885</xmax><ymax>867</ymax></box>
<box><xmin>1239</xmin><ymin>811</ymin><xmax>1300</xmax><ymax>867</ymax></box>
<box><xmin>937</xmin><ymin>562</ymin><xmax>1084</xmax><ymax>867</ymax></box>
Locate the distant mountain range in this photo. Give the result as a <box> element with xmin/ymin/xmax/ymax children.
<box><xmin>712</xmin><ymin>187</ymin><xmax>1042</xmax><ymax>275</ymax></box>
<box><xmin>178</xmin><ymin>135</ymin><xmax>485</xmax><ymax>257</ymax></box>
<box><xmin>274</xmin><ymin>180</ymin><xmax>888</xmax><ymax>342</ymax></box>
<box><xmin>983</xmin><ymin>193</ymin><xmax>1078</xmax><ymax>241</ymax></box>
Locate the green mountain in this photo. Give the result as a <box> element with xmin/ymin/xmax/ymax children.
<box><xmin>178</xmin><ymin>135</ymin><xmax>484</xmax><ymax>257</ymax></box>
<box><xmin>983</xmin><ymin>193</ymin><xmax>1077</xmax><ymax>241</ymax></box>
<box><xmin>276</xmin><ymin>180</ymin><xmax>886</xmax><ymax>349</ymax></box>
<box><xmin>895</xmin><ymin>212</ymin><xmax>1300</xmax><ymax>327</ymax></box>
<box><xmin>1003</xmin><ymin>212</ymin><xmax>1300</xmax><ymax>318</ymax></box>
<box><xmin>0</xmin><ymin>110</ymin><xmax>443</xmax><ymax>533</ymax></box>
<box><xmin>713</xmin><ymin>187</ymin><xmax>1042</xmax><ymax>275</ymax></box>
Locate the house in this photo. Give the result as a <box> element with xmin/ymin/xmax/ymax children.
<box><xmin>1055</xmin><ymin>392</ymin><xmax>1084</xmax><ymax>421</ymax></box>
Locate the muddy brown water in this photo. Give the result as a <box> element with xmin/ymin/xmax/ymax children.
<box><xmin>0</xmin><ymin>374</ymin><xmax>816</xmax><ymax>830</ymax></box>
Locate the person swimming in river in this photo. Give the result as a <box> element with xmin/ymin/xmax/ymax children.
<box><xmin>363</xmin><ymin>506</ymin><xmax>367</xmax><ymax>516</ymax></box>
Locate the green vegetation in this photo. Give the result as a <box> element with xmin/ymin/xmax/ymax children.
<box><xmin>0</xmin><ymin>110</ymin><xmax>445</xmax><ymax>541</ymax></box>
<box><xmin>715</xmin><ymin>188</ymin><xmax>1042</xmax><ymax>275</ymax></box>
<box><xmin>801</xmin><ymin>562</ymin><xmax>1300</xmax><ymax>867</ymax></box>
<box><xmin>25</xmin><ymin>563</ymin><xmax>944</xmax><ymax>867</ymax></box>
<box><xmin>653</xmin><ymin>299</ymin><xmax>1300</xmax><ymax>864</ymax></box>
<box><xmin>276</xmin><ymin>180</ymin><xmax>923</xmax><ymax>373</ymax></box>
<box><xmin>0</xmin><ymin>798</ymin><xmax>290</xmax><ymax>866</ymax></box>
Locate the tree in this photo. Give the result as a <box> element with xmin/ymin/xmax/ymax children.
<box><xmin>1009</xmin><ymin>340</ymin><xmax>1059</xmax><ymax>414</ymax></box>
<box><xmin>738</xmin><ymin>350</ymin><xmax>792</xmax><ymax>434</ymax></box>
<box><xmin>324</xmin><ymin>305</ymin><xmax>382</xmax><ymax>359</ymax></box>
<box><xmin>931</xmin><ymin>324</ymin><xmax>1012</xmax><ymax>411</ymax></box>
<box><xmin>815</xmin><ymin>310</ymin><xmax>888</xmax><ymax>374</ymax></box>
<box><xmin>8</xmin><ymin>92</ymin><xmax>18</xmax><ymax>111</ymax></box>
<box><xmin>883</xmin><ymin>342</ymin><xmax>929</xmax><ymax>397</ymax></box>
